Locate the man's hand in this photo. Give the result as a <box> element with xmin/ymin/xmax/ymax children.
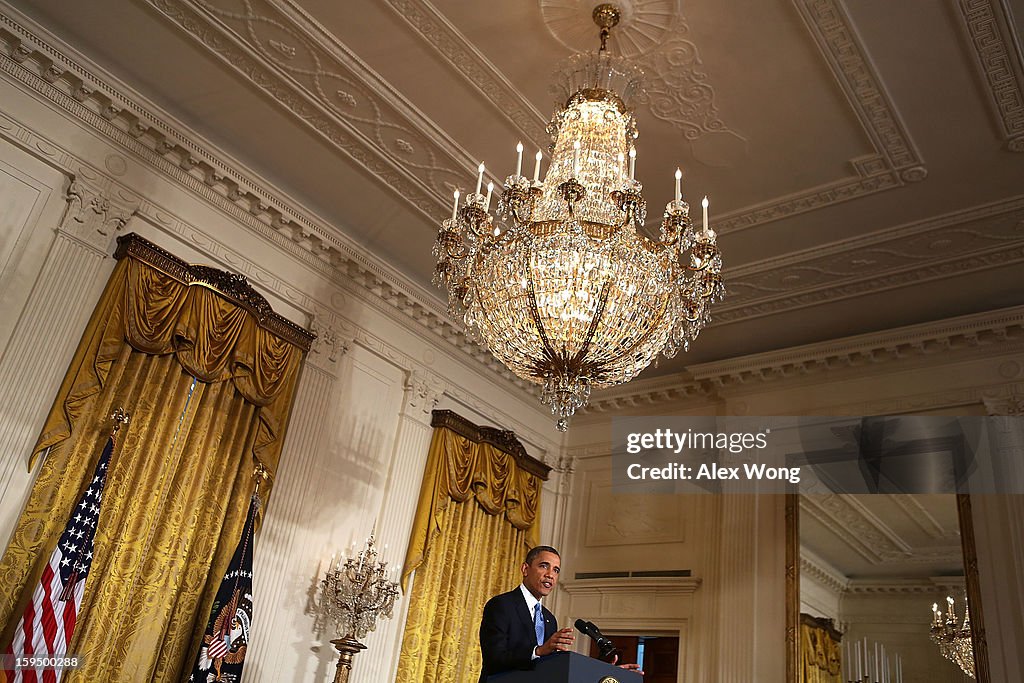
<box><xmin>610</xmin><ymin>654</ymin><xmax>644</xmax><ymax>674</ymax></box>
<box><xmin>536</xmin><ymin>627</ymin><xmax>575</xmax><ymax>656</ymax></box>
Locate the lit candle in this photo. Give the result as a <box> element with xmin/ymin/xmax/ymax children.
<box><xmin>451</xmin><ymin>189</ymin><xmax>460</xmax><ymax>222</ymax></box>
<box><xmin>897</xmin><ymin>654</ymin><xmax>901</xmax><ymax>683</ymax></box>
<box><xmin>628</xmin><ymin>147</ymin><xmax>636</xmax><ymax>180</ymax></box>
<box><xmin>674</xmin><ymin>168</ymin><xmax>682</xmax><ymax>201</ymax></box>
<box><xmin>329</xmin><ymin>551</ymin><xmax>336</xmax><ymax>573</ymax></box>
<box><xmin>476</xmin><ymin>162</ymin><xmax>485</xmax><ymax>195</ymax></box>
<box><xmin>485</xmin><ymin>181</ymin><xmax>493</xmax><ymax>210</ymax></box>
<box><xmin>702</xmin><ymin>196</ymin><xmax>710</xmax><ymax>236</ymax></box>
<box><xmin>617</xmin><ymin>152</ymin><xmax>625</xmax><ymax>184</ymax></box>
<box><xmin>533</xmin><ymin>150</ymin><xmax>542</xmax><ymax>183</ymax></box>
<box><xmin>874</xmin><ymin>642</ymin><xmax>879</xmax><ymax>681</ymax></box>
<box><xmin>932</xmin><ymin>602</ymin><xmax>939</xmax><ymax>626</ymax></box>
<box><xmin>515</xmin><ymin>142</ymin><xmax>523</xmax><ymax>177</ymax></box>
<box><xmin>855</xmin><ymin>642</ymin><xmax>861</xmax><ymax>680</ymax></box>
<box><xmin>573</xmin><ymin>141</ymin><xmax>581</xmax><ymax>176</ymax></box>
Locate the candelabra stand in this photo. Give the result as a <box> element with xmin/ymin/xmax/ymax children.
<box><xmin>843</xmin><ymin>638</ymin><xmax>903</xmax><ymax>683</ymax></box>
<box><xmin>317</xmin><ymin>534</ymin><xmax>399</xmax><ymax>683</ymax></box>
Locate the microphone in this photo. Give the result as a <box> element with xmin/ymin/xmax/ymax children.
<box><xmin>574</xmin><ymin>619</ymin><xmax>617</xmax><ymax>659</ymax></box>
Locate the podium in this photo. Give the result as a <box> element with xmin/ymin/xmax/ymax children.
<box><xmin>486</xmin><ymin>651</ymin><xmax>643</xmax><ymax>682</ymax></box>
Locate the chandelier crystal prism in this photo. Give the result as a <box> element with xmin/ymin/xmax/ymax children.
<box><xmin>434</xmin><ymin>4</ymin><xmax>725</xmax><ymax>431</ymax></box>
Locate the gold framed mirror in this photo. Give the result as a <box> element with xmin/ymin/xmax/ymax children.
<box><xmin>787</xmin><ymin>492</ymin><xmax>990</xmax><ymax>682</ymax></box>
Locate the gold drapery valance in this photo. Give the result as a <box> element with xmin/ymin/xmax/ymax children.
<box><xmin>0</xmin><ymin>233</ymin><xmax>312</xmax><ymax>681</ymax></box>
<box><xmin>401</xmin><ymin>410</ymin><xmax>549</xmax><ymax>590</ymax></box>
<box><xmin>31</xmin><ymin>234</ymin><xmax>312</xmax><ymax>481</ymax></box>
<box><xmin>800</xmin><ymin>614</ymin><xmax>843</xmax><ymax>683</ymax></box>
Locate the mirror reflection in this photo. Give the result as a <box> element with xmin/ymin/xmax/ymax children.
<box><xmin>799</xmin><ymin>493</ymin><xmax>974</xmax><ymax>682</ymax></box>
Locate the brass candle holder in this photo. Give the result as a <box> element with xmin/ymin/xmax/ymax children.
<box><xmin>317</xmin><ymin>534</ymin><xmax>399</xmax><ymax>683</ymax></box>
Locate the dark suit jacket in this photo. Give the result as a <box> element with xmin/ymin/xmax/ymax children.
<box><xmin>478</xmin><ymin>587</ymin><xmax>556</xmax><ymax>682</ymax></box>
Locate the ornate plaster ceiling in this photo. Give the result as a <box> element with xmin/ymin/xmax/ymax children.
<box><xmin>11</xmin><ymin>0</ymin><xmax>1024</xmax><ymax>379</ymax></box>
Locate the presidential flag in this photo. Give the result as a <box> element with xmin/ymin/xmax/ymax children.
<box><xmin>3</xmin><ymin>434</ymin><xmax>116</xmax><ymax>683</ymax></box>
<box><xmin>188</xmin><ymin>493</ymin><xmax>258</xmax><ymax>683</ymax></box>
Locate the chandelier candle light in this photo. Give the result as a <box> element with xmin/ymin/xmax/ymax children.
<box><xmin>930</xmin><ymin>595</ymin><xmax>976</xmax><ymax>678</ymax></box>
<box><xmin>318</xmin><ymin>534</ymin><xmax>400</xmax><ymax>683</ymax></box>
<box><xmin>433</xmin><ymin>3</ymin><xmax>725</xmax><ymax>430</ymax></box>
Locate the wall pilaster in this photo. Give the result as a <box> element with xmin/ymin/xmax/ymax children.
<box><xmin>351</xmin><ymin>369</ymin><xmax>442</xmax><ymax>683</ymax></box>
<box><xmin>0</xmin><ymin>176</ymin><xmax>135</xmax><ymax>546</ymax></box>
<box><xmin>243</xmin><ymin>318</ymin><xmax>344</xmax><ymax>683</ymax></box>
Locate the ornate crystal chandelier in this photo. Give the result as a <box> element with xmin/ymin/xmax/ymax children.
<box><xmin>318</xmin><ymin>534</ymin><xmax>399</xmax><ymax>683</ymax></box>
<box><xmin>930</xmin><ymin>596</ymin><xmax>975</xmax><ymax>678</ymax></box>
<box><xmin>434</xmin><ymin>4</ymin><xmax>724</xmax><ymax>430</ymax></box>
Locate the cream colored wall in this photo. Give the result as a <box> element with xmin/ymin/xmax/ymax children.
<box><xmin>0</xmin><ymin>11</ymin><xmax>565</xmax><ymax>683</ymax></box>
<box><xmin>562</xmin><ymin>324</ymin><xmax>1024</xmax><ymax>682</ymax></box>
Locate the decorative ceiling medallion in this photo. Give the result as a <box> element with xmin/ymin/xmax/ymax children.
<box><xmin>541</xmin><ymin>0</ymin><xmax>676</xmax><ymax>59</ymax></box>
<box><xmin>541</xmin><ymin>0</ymin><xmax>742</xmax><ymax>149</ymax></box>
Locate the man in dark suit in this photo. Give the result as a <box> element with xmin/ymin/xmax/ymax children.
<box><xmin>478</xmin><ymin>545</ymin><xmax>575</xmax><ymax>682</ymax></box>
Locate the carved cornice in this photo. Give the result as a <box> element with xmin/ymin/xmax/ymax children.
<box><xmin>0</xmin><ymin>7</ymin><xmax>538</xmax><ymax>395</ymax></box>
<box><xmin>114</xmin><ymin>233</ymin><xmax>315</xmax><ymax>351</ymax></box>
<box><xmin>579</xmin><ymin>305</ymin><xmax>1024</xmax><ymax>413</ymax></box>
<box><xmin>955</xmin><ymin>0</ymin><xmax>1024</xmax><ymax>151</ymax></box>
<box><xmin>720</xmin><ymin>195</ymin><xmax>1024</xmax><ymax>323</ymax></box>
<box><xmin>430</xmin><ymin>409</ymin><xmax>551</xmax><ymax>480</ymax></box>
<box><xmin>801</xmin><ymin>547</ymin><xmax>850</xmax><ymax>594</ymax></box>
<box><xmin>845</xmin><ymin>577</ymin><xmax>964</xmax><ymax>595</ymax></box>
<box><xmin>693</xmin><ymin>305</ymin><xmax>1024</xmax><ymax>390</ymax></box>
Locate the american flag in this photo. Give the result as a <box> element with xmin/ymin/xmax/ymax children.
<box><xmin>3</xmin><ymin>436</ymin><xmax>115</xmax><ymax>683</ymax></box>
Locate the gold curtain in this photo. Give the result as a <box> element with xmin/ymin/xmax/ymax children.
<box><xmin>800</xmin><ymin>615</ymin><xmax>842</xmax><ymax>683</ymax></box>
<box><xmin>0</xmin><ymin>237</ymin><xmax>310</xmax><ymax>682</ymax></box>
<box><xmin>396</xmin><ymin>414</ymin><xmax>547</xmax><ymax>683</ymax></box>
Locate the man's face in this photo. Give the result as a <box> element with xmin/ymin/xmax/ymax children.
<box><xmin>521</xmin><ymin>550</ymin><xmax>560</xmax><ymax>599</ymax></box>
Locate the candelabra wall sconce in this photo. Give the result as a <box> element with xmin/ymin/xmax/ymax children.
<box><xmin>842</xmin><ymin>637</ymin><xmax>903</xmax><ymax>683</ymax></box>
<box><xmin>930</xmin><ymin>595</ymin><xmax>975</xmax><ymax>679</ymax></box>
<box><xmin>316</xmin><ymin>534</ymin><xmax>400</xmax><ymax>683</ymax></box>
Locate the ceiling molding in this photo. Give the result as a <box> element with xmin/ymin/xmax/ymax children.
<box><xmin>711</xmin><ymin>0</ymin><xmax>928</xmax><ymax>234</ymax></box>
<box><xmin>720</xmin><ymin>195</ymin><xmax>1024</xmax><ymax>323</ymax></box>
<box><xmin>383</xmin><ymin>0</ymin><xmax>549</xmax><ymax>148</ymax></box>
<box><xmin>954</xmin><ymin>0</ymin><xmax>1024</xmax><ymax>151</ymax></box>
<box><xmin>0</xmin><ymin>6</ymin><xmax>547</xmax><ymax>404</ymax></box>
<box><xmin>889</xmin><ymin>495</ymin><xmax>960</xmax><ymax>542</ymax></box>
<box><xmin>383</xmin><ymin>0</ymin><xmax>926</xmax><ymax>234</ymax></box>
<box><xmin>145</xmin><ymin>0</ymin><xmax>474</xmax><ymax>222</ymax></box>
<box><xmin>579</xmin><ymin>305</ymin><xmax>1024</xmax><ymax>413</ymax></box>
<box><xmin>801</xmin><ymin>548</ymin><xmax>850</xmax><ymax>594</ymax></box>
<box><xmin>690</xmin><ymin>305</ymin><xmax>1024</xmax><ymax>388</ymax></box>
<box><xmin>845</xmin><ymin>577</ymin><xmax>965</xmax><ymax>595</ymax></box>
<box><xmin>801</xmin><ymin>494</ymin><xmax>910</xmax><ymax>565</ymax></box>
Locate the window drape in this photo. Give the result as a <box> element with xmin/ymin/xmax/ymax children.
<box><xmin>800</xmin><ymin>614</ymin><xmax>842</xmax><ymax>683</ymax></box>
<box><xmin>396</xmin><ymin>411</ymin><xmax>549</xmax><ymax>683</ymax></box>
<box><xmin>0</xmin><ymin>234</ymin><xmax>311</xmax><ymax>682</ymax></box>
